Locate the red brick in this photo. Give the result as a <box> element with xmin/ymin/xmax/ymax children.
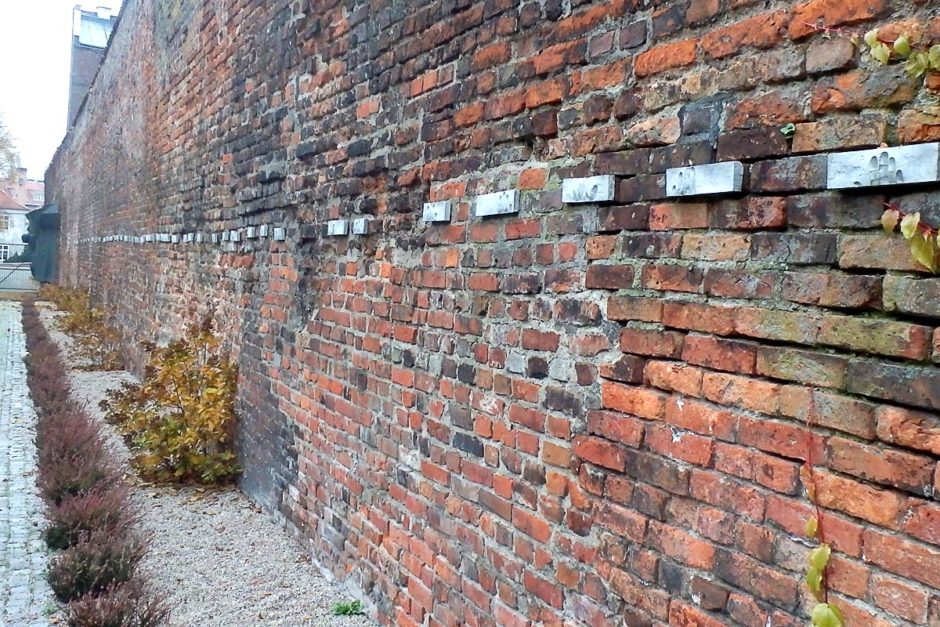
<box><xmin>702</xmin><ymin>11</ymin><xmax>788</xmax><ymax>59</ymax></box>
<box><xmin>827</xmin><ymin>436</ymin><xmax>935</xmax><ymax>495</ymax></box>
<box><xmin>663</xmin><ymin>397</ymin><xmax>736</xmax><ymax>441</ymax></box>
<box><xmin>870</xmin><ymin>574</ymin><xmax>929</xmax><ymax>623</ymax></box>
<box><xmin>681</xmin><ymin>334</ymin><xmax>758</xmax><ymax>374</ymax></box>
<box><xmin>702</xmin><ymin>372</ymin><xmax>781</xmax><ymax>415</ymax></box>
<box><xmin>876</xmin><ymin>406</ymin><xmax>940</xmax><ymax>456</ymax></box>
<box><xmin>789</xmin><ymin>0</ymin><xmax>889</xmax><ymax>39</ymax></box>
<box><xmin>645</xmin><ymin>424</ymin><xmax>714</xmax><ymax>466</ymax></box>
<box><xmin>574</xmin><ymin>435</ymin><xmax>627</xmax><ymax>472</ymax></box>
<box><xmin>644</xmin><ymin>360</ymin><xmax>704</xmax><ymax>397</ymax></box>
<box><xmin>601</xmin><ymin>381</ymin><xmax>668</xmax><ymax>419</ymax></box>
<box><xmin>863</xmin><ymin>529</ymin><xmax>940</xmax><ymax>589</ymax></box>
<box><xmin>620</xmin><ymin>327</ymin><xmax>685</xmax><ymax>358</ymax></box>
<box><xmin>634</xmin><ymin>39</ymin><xmax>698</xmax><ymax>77</ymax></box>
<box><xmin>648</xmin><ymin>521</ymin><xmax>716</xmax><ymax>569</ymax></box>
<box><xmin>649</xmin><ymin>203</ymin><xmax>708</xmax><ymax>230</ymax></box>
<box><xmin>607</xmin><ymin>295</ymin><xmax>663</xmax><ymax>322</ymax></box>
<box><xmin>586</xmin><ymin>410</ymin><xmax>644</xmax><ymax>447</ymax></box>
<box><xmin>814</xmin><ymin>470</ymin><xmax>906</xmax><ymax>528</ymax></box>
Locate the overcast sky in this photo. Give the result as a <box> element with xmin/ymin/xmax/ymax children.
<box><xmin>0</xmin><ymin>1</ymin><xmax>123</xmax><ymax>180</ymax></box>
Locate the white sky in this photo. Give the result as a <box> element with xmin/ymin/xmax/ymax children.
<box><xmin>0</xmin><ymin>1</ymin><xmax>123</xmax><ymax>180</ymax></box>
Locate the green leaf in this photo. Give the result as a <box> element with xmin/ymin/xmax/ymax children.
<box><xmin>809</xmin><ymin>544</ymin><xmax>831</xmax><ymax>571</ymax></box>
<box><xmin>871</xmin><ymin>43</ymin><xmax>891</xmax><ymax>65</ymax></box>
<box><xmin>910</xmin><ymin>233</ymin><xmax>938</xmax><ymax>272</ymax></box>
<box><xmin>864</xmin><ymin>29</ymin><xmax>880</xmax><ymax>48</ymax></box>
<box><xmin>881</xmin><ymin>208</ymin><xmax>900</xmax><ymax>233</ymax></box>
<box><xmin>893</xmin><ymin>35</ymin><xmax>912</xmax><ymax>57</ymax></box>
<box><xmin>806</xmin><ymin>566</ymin><xmax>824</xmax><ymax>600</ymax></box>
<box><xmin>901</xmin><ymin>212</ymin><xmax>921</xmax><ymax>239</ymax></box>
<box><xmin>780</xmin><ymin>123</ymin><xmax>797</xmax><ymax>138</ymax></box>
<box><xmin>811</xmin><ymin>603</ymin><xmax>845</xmax><ymax>627</ymax></box>
<box><xmin>805</xmin><ymin>516</ymin><xmax>818</xmax><ymax>540</ymax></box>
<box><xmin>907</xmin><ymin>51</ymin><xmax>930</xmax><ymax>78</ymax></box>
<box><xmin>929</xmin><ymin>45</ymin><xmax>940</xmax><ymax>71</ymax></box>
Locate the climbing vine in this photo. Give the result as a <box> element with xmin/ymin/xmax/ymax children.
<box><xmin>800</xmin><ymin>392</ymin><xmax>845</xmax><ymax>627</ymax></box>
<box><xmin>798</xmin><ymin>22</ymin><xmax>940</xmax><ymax>272</ymax></box>
<box><xmin>862</xmin><ymin>29</ymin><xmax>940</xmax><ymax>80</ymax></box>
<box><xmin>881</xmin><ymin>204</ymin><xmax>940</xmax><ymax>272</ymax></box>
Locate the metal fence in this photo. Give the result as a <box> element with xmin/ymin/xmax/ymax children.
<box><xmin>0</xmin><ymin>264</ymin><xmax>38</xmax><ymax>292</ymax></box>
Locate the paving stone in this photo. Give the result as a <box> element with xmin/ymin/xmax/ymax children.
<box><xmin>0</xmin><ymin>302</ymin><xmax>56</xmax><ymax>625</ymax></box>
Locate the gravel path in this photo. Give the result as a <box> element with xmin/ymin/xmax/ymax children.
<box><xmin>38</xmin><ymin>304</ymin><xmax>374</xmax><ymax>627</ymax></box>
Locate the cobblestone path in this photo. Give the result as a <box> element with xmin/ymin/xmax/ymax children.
<box><xmin>0</xmin><ymin>301</ymin><xmax>54</xmax><ymax>626</ymax></box>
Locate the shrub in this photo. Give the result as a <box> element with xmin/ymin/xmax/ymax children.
<box><xmin>48</xmin><ymin>530</ymin><xmax>147</xmax><ymax>602</ymax></box>
<box><xmin>67</xmin><ymin>580</ymin><xmax>169</xmax><ymax>627</ymax></box>
<box><xmin>44</xmin><ymin>487</ymin><xmax>135</xmax><ymax>551</ymax></box>
<box><xmin>36</xmin><ymin>412</ymin><xmax>118</xmax><ymax>506</ymax></box>
<box><xmin>102</xmin><ymin>316</ymin><xmax>239</xmax><ymax>484</ymax></box>
<box><xmin>38</xmin><ymin>284</ymin><xmax>123</xmax><ymax>370</ymax></box>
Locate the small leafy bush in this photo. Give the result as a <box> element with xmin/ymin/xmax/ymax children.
<box><xmin>48</xmin><ymin>530</ymin><xmax>147</xmax><ymax>602</ymax></box>
<box><xmin>44</xmin><ymin>487</ymin><xmax>135</xmax><ymax>551</ymax></box>
<box><xmin>38</xmin><ymin>284</ymin><xmax>123</xmax><ymax>370</ymax></box>
<box><xmin>67</xmin><ymin>580</ymin><xmax>169</xmax><ymax>627</ymax></box>
<box><xmin>332</xmin><ymin>600</ymin><xmax>364</xmax><ymax>616</ymax></box>
<box><xmin>102</xmin><ymin>316</ymin><xmax>239</xmax><ymax>484</ymax></box>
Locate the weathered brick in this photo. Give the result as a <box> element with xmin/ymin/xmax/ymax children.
<box><xmin>635</xmin><ymin>39</ymin><xmax>698</xmax><ymax>78</ymax></box>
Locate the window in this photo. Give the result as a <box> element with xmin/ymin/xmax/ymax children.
<box><xmin>0</xmin><ymin>245</ymin><xmax>9</xmax><ymax>262</ymax></box>
<box><xmin>0</xmin><ymin>215</ymin><xmax>9</xmax><ymax>231</ymax></box>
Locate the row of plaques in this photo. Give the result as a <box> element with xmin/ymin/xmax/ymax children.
<box><xmin>80</xmin><ymin>225</ymin><xmax>288</xmax><ymax>245</ymax></box>
<box><xmin>419</xmin><ymin>142</ymin><xmax>940</xmax><ymax>223</ymax></box>
<box><xmin>80</xmin><ymin>143</ymin><xmax>940</xmax><ymax>244</ymax></box>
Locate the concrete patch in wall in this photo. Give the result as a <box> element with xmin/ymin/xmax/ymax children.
<box><xmin>666</xmin><ymin>162</ymin><xmax>744</xmax><ymax>197</ymax></box>
<box><xmin>474</xmin><ymin>190</ymin><xmax>519</xmax><ymax>217</ymax></box>
<box><xmin>562</xmin><ymin>175</ymin><xmax>616</xmax><ymax>203</ymax></box>
<box><xmin>827</xmin><ymin>143</ymin><xmax>940</xmax><ymax>190</ymax></box>
<box><xmin>423</xmin><ymin>200</ymin><xmax>452</xmax><ymax>223</ymax></box>
<box><xmin>327</xmin><ymin>220</ymin><xmax>349</xmax><ymax>236</ymax></box>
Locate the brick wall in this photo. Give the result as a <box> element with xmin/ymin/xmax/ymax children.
<box><xmin>49</xmin><ymin>0</ymin><xmax>940</xmax><ymax>624</ymax></box>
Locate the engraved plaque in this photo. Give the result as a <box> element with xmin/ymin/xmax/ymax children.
<box><xmin>273</xmin><ymin>227</ymin><xmax>287</xmax><ymax>241</ymax></box>
<box><xmin>230</xmin><ymin>230</ymin><xmax>241</xmax><ymax>242</ymax></box>
<box><xmin>666</xmin><ymin>162</ymin><xmax>744</xmax><ymax>197</ymax></box>
<box><xmin>259</xmin><ymin>225</ymin><xmax>270</xmax><ymax>238</ymax></box>
<box><xmin>327</xmin><ymin>220</ymin><xmax>349</xmax><ymax>236</ymax></box>
<box><xmin>827</xmin><ymin>143</ymin><xmax>940</xmax><ymax>190</ymax></box>
<box><xmin>171</xmin><ymin>234</ymin><xmax>180</xmax><ymax>244</ymax></box>
<box><xmin>196</xmin><ymin>233</ymin><xmax>204</xmax><ymax>243</ymax></box>
<box><xmin>212</xmin><ymin>233</ymin><xmax>219</xmax><ymax>244</ymax></box>
<box><xmin>159</xmin><ymin>234</ymin><xmax>171</xmax><ymax>243</ymax></box>
<box><xmin>352</xmin><ymin>218</ymin><xmax>370</xmax><ymax>235</ymax></box>
<box><xmin>562</xmin><ymin>175</ymin><xmax>616</xmax><ymax>203</ymax></box>
<box><xmin>246</xmin><ymin>227</ymin><xmax>257</xmax><ymax>239</ymax></box>
<box><xmin>474</xmin><ymin>190</ymin><xmax>519</xmax><ymax>217</ymax></box>
<box><xmin>423</xmin><ymin>200</ymin><xmax>452</xmax><ymax>223</ymax></box>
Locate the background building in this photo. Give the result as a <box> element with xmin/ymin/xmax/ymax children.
<box><xmin>5</xmin><ymin>167</ymin><xmax>44</xmax><ymax>209</ymax></box>
<box><xmin>0</xmin><ymin>189</ymin><xmax>28</xmax><ymax>261</ymax></box>
<box><xmin>67</xmin><ymin>5</ymin><xmax>117</xmax><ymax>127</ymax></box>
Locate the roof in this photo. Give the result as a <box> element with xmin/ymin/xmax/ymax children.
<box><xmin>0</xmin><ymin>189</ymin><xmax>26</xmax><ymax>211</ymax></box>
